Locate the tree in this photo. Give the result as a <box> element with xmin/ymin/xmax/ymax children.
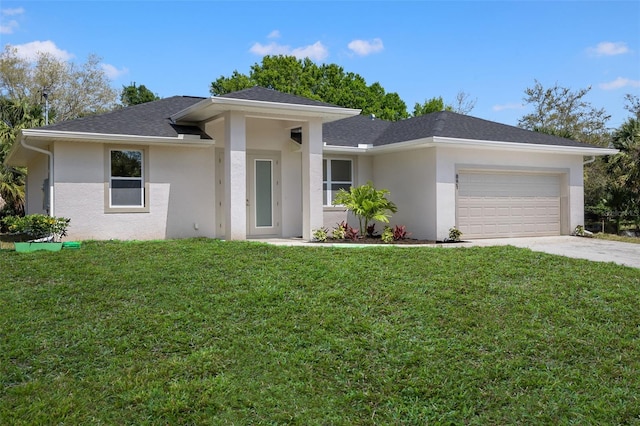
<box><xmin>518</xmin><ymin>80</ymin><xmax>610</xmax><ymax>146</ymax></box>
<box><xmin>413</xmin><ymin>96</ymin><xmax>451</xmax><ymax>116</ymax></box>
<box><xmin>333</xmin><ymin>181</ymin><xmax>398</xmax><ymax>235</ymax></box>
<box><xmin>607</xmin><ymin>117</ymin><xmax>640</xmax><ymax>230</ymax></box>
<box><xmin>0</xmin><ymin>45</ymin><xmax>118</xmax><ymax>122</ymax></box>
<box><xmin>120</xmin><ymin>82</ymin><xmax>159</xmax><ymax>106</ymax></box>
<box><xmin>413</xmin><ymin>91</ymin><xmax>476</xmax><ymax>117</ymax></box>
<box><xmin>518</xmin><ymin>80</ymin><xmax>613</xmax><ymax>222</ymax></box>
<box><xmin>210</xmin><ymin>55</ymin><xmax>409</xmax><ymax>121</ymax></box>
<box><xmin>452</xmin><ymin>91</ymin><xmax>477</xmax><ymax>115</ymax></box>
<box><xmin>623</xmin><ymin>93</ymin><xmax>640</xmax><ymax>120</ymax></box>
<box><xmin>0</xmin><ymin>98</ymin><xmax>41</xmax><ymax>216</ymax></box>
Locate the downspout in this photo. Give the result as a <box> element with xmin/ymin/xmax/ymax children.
<box><xmin>20</xmin><ymin>136</ymin><xmax>54</xmax><ymax>217</ymax></box>
<box><xmin>583</xmin><ymin>155</ymin><xmax>596</xmax><ymax>165</ymax></box>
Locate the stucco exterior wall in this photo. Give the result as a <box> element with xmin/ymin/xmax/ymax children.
<box><xmin>52</xmin><ymin>141</ymin><xmax>216</xmax><ymax>241</ymax></box>
<box><xmin>209</xmin><ymin>117</ymin><xmax>305</xmax><ymax>238</ymax></box>
<box><xmin>25</xmin><ymin>151</ymin><xmax>49</xmax><ymax>215</ymax></box>
<box><xmin>321</xmin><ymin>154</ymin><xmax>372</xmax><ymax>233</ymax></box>
<box><xmin>434</xmin><ymin>146</ymin><xmax>584</xmax><ymax>241</ymax></box>
<box><xmin>372</xmin><ymin>148</ymin><xmax>437</xmax><ymax>240</ymax></box>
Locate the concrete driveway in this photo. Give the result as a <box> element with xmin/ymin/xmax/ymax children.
<box><xmin>461</xmin><ymin>236</ymin><xmax>640</xmax><ymax>269</ymax></box>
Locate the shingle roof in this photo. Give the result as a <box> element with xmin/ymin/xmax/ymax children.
<box><xmin>324</xmin><ymin>110</ymin><xmax>602</xmax><ymax>149</ymax></box>
<box><xmin>220</xmin><ymin>86</ymin><xmax>341</xmax><ymax>108</ymax></box>
<box><xmin>36</xmin><ymin>88</ymin><xmax>601</xmax><ymax>150</ymax></box>
<box><xmin>41</xmin><ymin>96</ymin><xmax>209</xmax><ymax>138</ymax></box>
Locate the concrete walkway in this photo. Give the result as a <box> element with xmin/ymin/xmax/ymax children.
<box><xmin>264</xmin><ymin>236</ymin><xmax>640</xmax><ymax>269</ymax></box>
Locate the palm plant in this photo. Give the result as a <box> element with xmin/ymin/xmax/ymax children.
<box><xmin>608</xmin><ymin>118</ymin><xmax>640</xmax><ymax>230</ymax></box>
<box><xmin>0</xmin><ymin>98</ymin><xmax>46</xmax><ymax>216</ymax></box>
<box><xmin>333</xmin><ymin>181</ymin><xmax>397</xmax><ymax>236</ymax></box>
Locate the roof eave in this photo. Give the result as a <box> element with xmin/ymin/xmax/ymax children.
<box><xmin>432</xmin><ymin>136</ymin><xmax>619</xmax><ymax>155</ymax></box>
<box><xmin>172</xmin><ymin>97</ymin><xmax>361</xmax><ymax>123</ymax></box>
<box><xmin>5</xmin><ymin>129</ymin><xmax>215</xmax><ymax>167</ymax></box>
<box><xmin>19</xmin><ymin>129</ymin><xmax>215</xmax><ymax>146</ymax></box>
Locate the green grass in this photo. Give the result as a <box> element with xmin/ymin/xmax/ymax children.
<box><xmin>593</xmin><ymin>232</ymin><xmax>640</xmax><ymax>244</ymax></box>
<box><xmin>2</xmin><ymin>239</ymin><xmax>640</xmax><ymax>425</ymax></box>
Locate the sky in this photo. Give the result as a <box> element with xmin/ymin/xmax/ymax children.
<box><xmin>1</xmin><ymin>0</ymin><xmax>639</xmax><ymax>129</ymax></box>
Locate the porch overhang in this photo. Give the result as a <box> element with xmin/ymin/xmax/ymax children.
<box><xmin>171</xmin><ymin>96</ymin><xmax>361</xmax><ymax>125</ymax></box>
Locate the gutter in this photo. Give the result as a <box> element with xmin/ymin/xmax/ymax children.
<box><xmin>583</xmin><ymin>155</ymin><xmax>596</xmax><ymax>165</ymax></box>
<box><xmin>20</xmin><ymin>137</ymin><xmax>54</xmax><ymax>216</ymax></box>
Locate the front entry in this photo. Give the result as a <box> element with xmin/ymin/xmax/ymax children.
<box><xmin>247</xmin><ymin>153</ymin><xmax>281</xmax><ymax>237</ymax></box>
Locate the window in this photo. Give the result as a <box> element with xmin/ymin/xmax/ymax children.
<box><xmin>323</xmin><ymin>158</ymin><xmax>352</xmax><ymax>206</ymax></box>
<box><xmin>110</xmin><ymin>149</ymin><xmax>144</xmax><ymax>208</ymax></box>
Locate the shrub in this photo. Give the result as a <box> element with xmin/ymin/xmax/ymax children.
<box><xmin>448</xmin><ymin>226</ymin><xmax>462</xmax><ymax>242</ymax></box>
<box><xmin>393</xmin><ymin>225</ymin><xmax>410</xmax><ymax>241</ymax></box>
<box><xmin>333</xmin><ymin>182</ymin><xmax>397</xmax><ymax>235</ymax></box>
<box><xmin>332</xmin><ymin>221</ymin><xmax>359</xmax><ymax>241</ymax></box>
<box><xmin>381</xmin><ymin>226</ymin><xmax>394</xmax><ymax>243</ymax></box>
<box><xmin>332</xmin><ymin>222</ymin><xmax>346</xmax><ymax>240</ymax></box>
<box><xmin>2</xmin><ymin>214</ymin><xmax>70</xmax><ymax>242</ymax></box>
<box><xmin>366</xmin><ymin>223</ymin><xmax>377</xmax><ymax>238</ymax></box>
<box><xmin>312</xmin><ymin>228</ymin><xmax>329</xmax><ymax>242</ymax></box>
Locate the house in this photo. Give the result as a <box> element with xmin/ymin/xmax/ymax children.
<box><xmin>5</xmin><ymin>86</ymin><xmax>616</xmax><ymax>241</ymax></box>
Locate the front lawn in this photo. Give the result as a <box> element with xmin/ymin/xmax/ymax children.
<box><xmin>2</xmin><ymin>240</ymin><xmax>639</xmax><ymax>424</ymax></box>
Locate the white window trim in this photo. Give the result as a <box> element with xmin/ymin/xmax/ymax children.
<box><xmin>323</xmin><ymin>158</ymin><xmax>353</xmax><ymax>207</ymax></box>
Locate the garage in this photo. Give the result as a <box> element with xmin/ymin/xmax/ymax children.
<box><xmin>457</xmin><ymin>171</ymin><xmax>561</xmax><ymax>239</ymax></box>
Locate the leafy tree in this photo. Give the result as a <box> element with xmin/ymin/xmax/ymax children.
<box><xmin>210</xmin><ymin>55</ymin><xmax>409</xmax><ymax>121</ymax></box>
<box><xmin>518</xmin><ymin>80</ymin><xmax>610</xmax><ymax>146</ymax></box>
<box><xmin>518</xmin><ymin>80</ymin><xmax>614</xmax><ymax>221</ymax></box>
<box><xmin>0</xmin><ymin>98</ymin><xmax>43</xmax><ymax>216</ymax></box>
<box><xmin>0</xmin><ymin>45</ymin><xmax>118</xmax><ymax>122</ymax></box>
<box><xmin>607</xmin><ymin>117</ymin><xmax>640</xmax><ymax>230</ymax></box>
<box><xmin>120</xmin><ymin>82</ymin><xmax>159</xmax><ymax>106</ymax></box>
<box><xmin>413</xmin><ymin>96</ymin><xmax>452</xmax><ymax>116</ymax></box>
<box><xmin>413</xmin><ymin>91</ymin><xmax>476</xmax><ymax>117</ymax></box>
<box><xmin>333</xmin><ymin>181</ymin><xmax>397</xmax><ymax>235</ymax></box>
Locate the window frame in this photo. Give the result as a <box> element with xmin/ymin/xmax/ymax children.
<box><xmin>105</xmin><ymin>146</ymin><xmax>150</xmax><ymax>213</ymax></box>
<box><xmin>323</xmin><ymin>158</ymin><xmax>354</xmax><ymax>207</ymax></box>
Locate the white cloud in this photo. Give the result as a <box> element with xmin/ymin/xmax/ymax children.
<box><xmin>492</xmin><ymin>103</ymin><xmax>525</xmax><ymax>112</ymax></box>
<box><xmin>599</xmin><ymin>77</ymin><xmax>640</xmax><ymax>90</ymax></box>
<box><xmin>291</xmin><ymin>41</ymin><xmax>328</xmax><ymax>61</ymax></box>
<box><xmin>2</xmin><ymin>7</ymin><xmax>25</xmax><ymax>16</ymax></box>
<box><xmin>250</xmin><ymin>42</ymin><xmax>291</xmax><ymax>56</ymax></box>
<box><xmin>0</xmin><ymin>7</ymin><xmax>24</xmax><ymax>34</ymax></box>
<box><xmin>348</xmin><ymin>38</ymin><xmax>384</xmax><ymax>56</ymax></box>
<box><xmin>101</xmin><ymin>63</ymin><xmax>129</xmax><ymax>79</ymax></box>
<box><xmin>587</xmin><ymin>41</ymin><xmax>630</xmax><ymax>57</ymax></box>
<box><xmin>267</xmin><ymin>30</ymin><xmax>280</xmax><ymax>39</ymax></box>
<box><xmin>249</xmin><ymin>40</ymin><xmax>328</xmax><ymax>61</ymax></box>
<box><xmin>0</xmin><ymin>19</ymin><xmax>18</xmax><ymax>34</ymax></box>
<box><xmin>12</xmin><ymin>40</ymin><xmax>73</xmax><ymax>61</ymax></box>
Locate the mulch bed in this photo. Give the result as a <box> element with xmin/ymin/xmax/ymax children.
<box><xmin>317</xmin><ymin>237</ymin><xmax>438</xmax><ymax>245</ymax></box>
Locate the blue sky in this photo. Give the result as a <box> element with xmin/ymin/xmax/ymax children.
<box><xmin>1</xmin><ymin>0</ymin><xmax>639</xmax><ymax>129</ymax></box>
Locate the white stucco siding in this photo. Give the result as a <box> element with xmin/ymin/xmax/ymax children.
<box><xmin>52</xmin><ymin>141</ymin><xmax>216</xmax><ymax>241</ymax></box>
<box><xmin>435</xmin><ymin>146</ymin><xmax>584</xmax><ymax>240</ymax></box>
<box><xmin>150</xmin><ymin>146</ymin><xmax>216</xmax><ymax>238</ymax></box>
<box><xmin>25</xmin><ymin>152</ymin><xmax>49</xmax><ymax>215</ymax></box>
<box><xmin>372</xmin><ymin>148</ymin><xmax>437</xmax><ymax>240</ymax></box>
<box><xmin>210</xmin><ymin>116</ymin><xmax>306</xmax><ymax>238</ymax></box>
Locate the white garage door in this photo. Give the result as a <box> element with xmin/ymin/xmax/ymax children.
<box><xmin>457</xmin><ymin>172</ymin><xmax>561</xmax><ymax>239</ymax></box>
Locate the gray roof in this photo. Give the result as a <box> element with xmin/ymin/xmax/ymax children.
<box><xmin>40</xmin><ymin>96</ymin><xmax>209</xmax><ymax>138</ymax></box>
<box><xmin>37</xmin><ymin>87</ymin><xmax>601</xmax><ymax>150</ymax></box>
<box><xmin>220</xmin><ymin>86</ymin><xmax>341</xmax><ymax>108</ymax></box>
<box><xmin>324</xmin><ymin>110</ymin><xmax>602</xmax><ymax>149</ymax></box>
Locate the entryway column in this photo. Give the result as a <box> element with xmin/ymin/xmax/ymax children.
<box><xmin>301</xmin><ymin>119</ymin><xmax>324</xmax><ymax>240</ymax></box>
<box><xmin>224</xmin><ymin>111</ymin><xmax>247</xmax><ymax>240</ymax></box>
